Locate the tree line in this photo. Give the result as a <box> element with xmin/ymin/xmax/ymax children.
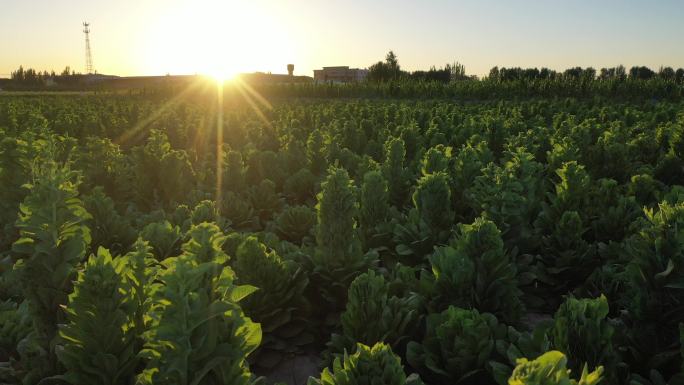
<box><xmin>489</xmin><ymin>64</ymin><xmax>684</xmax><ymax>82</ymax></box>
<box><xmin>366</xmin><ymin>50</ymin><xmax>684</xmax><ymax>84</ymax></box>
<box><xmin>6</xmin><ymin>66</ymin><xmax>84</xmax><ymax>87</ymax></box>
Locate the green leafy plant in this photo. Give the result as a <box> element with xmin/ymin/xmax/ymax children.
<box><xmin>234</xmin><ymin>236</ymin><xmax>311</xmax><ymax>370</ymax></box>
<box><xmin>83</xmin><ymin>187</ymin><xmax>136</xmax><ymax>255</ymax></box>
<box><xmin>358</xmin><ymin>170</ymin><xmax>390</xmax><ymax>234</ymax></box>
<box><xmin>420</xmin><ymin>145</ymin><xmax>451</xmax><ymax>175</ymax></box>
<box><xmin>308</xmin><ymin>342</ymin><xmax>422</xmax><ymax>385</ymax></box>
<box><xmin>382</xmin><ymin>137</ymin><xmax>411</xmax><ymax>208</ymax></box>
<box><xmin>428</xmin><ymin>217</ymin><xmax>523</xmax><ymax>323</ymax></box>
<box><xmin>327</xmin><ymin>270</ymin><xmax>422</xmax><ymax>364</ymax></box>
<box><xmin>274</xmin><ymin>205</ymin><xmax>316</xmax><ymax>244</ymax></box>
<box><xmin>470</xmin><ymin>148</ymin><xmax>545</xmax><ymax>253</ymax></box>
<box><xmin>248</xmin><ymin>179</ymin><xmax>282</xmax><ymax>225</ymax></box>
<box><xmin>11</xmin><ymin>161</ymin><xmax>91</xmax><ymax>382</ymax></box>
<box><xmin>138</xmin><ymin>224</ymin><xmax>261</xmax><ymax>385</ymax></box>
<box><xmin>622</xmin><ymin>201</ymin><xmax>684</xmax><ymax>374</ymax></box>
<box><xmin>140</xmin><ymin>220</ymin><xmax>182</xmax><ymax>260</ymax></box>
<box><xmin>311</xmin><ymin>167</ymin><xmax>376</xmax><ymax>316</ymax></box>
<box><xmin>54</xmin><ymin>248</ymin><xmax>141</xmax><ymax>385</ymax></box>
<box><xmin>412</xmin><ymin>172</ymin><xmax>454</xmax><ymax>234</ymax></box>
<box><xmin>0</xmin><ymin>300</ymin><xmax>31</xmax><ymax>359</ymax></box>
<box><xmin>221</xmin><ymin>191</ymin><xmax>255</xmax><ymax>230</ymax></box>
<box><xmin>508</xmin><ymin>350</ymin><xmax>603</xmax><ymax>385</ymax></box>
<box><xmin>549</xmin><ymin>295</ymin><xmax>618</xmax><ymax>382</ymax></box>
<box><xmin>407</xmin><ymin>306</ymin><xmax>504</xmax><ymax>384</ymax></box>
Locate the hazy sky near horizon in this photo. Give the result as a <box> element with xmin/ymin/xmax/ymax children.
<box><xmin>1</xmin><ymin>0</ymin><xmax>683</xmax><ymax>78</ymax></box>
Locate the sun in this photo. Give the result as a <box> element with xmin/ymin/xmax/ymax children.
<box><xmin>142</xmin><ymin>0</ymin><xmax>297</xmax><ymax>78</ymax></box>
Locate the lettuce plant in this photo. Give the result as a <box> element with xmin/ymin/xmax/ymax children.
<box><xmin>191</xmin><ymin>199</ymin><xmax>224</xmax><ymax>227</ymax></box>
<box><xmin>0</xmin><ymin>300</ymin><xmax>31</xmax><ymax>359</ymax></box>
<box><xmin>307</xmin><ymin>129</ymin><xmax>328</xmax><ymax>175</ymax></box>
<box><xmin>407</xmin><ymin>306</ymin><xmax>504</xmax><ymax>384</ymax></box>
<box><xmin>248</xmin><ymin>179</ymin><xmax>282</xmax><ymax>224</ymax></box>
<box><xmin>312</xmin><ymin>167</ymin><xmax>376</xmax><ymax>314</ymax></box>
<box><xmin>221</xmin><ymin>191</ymin><xmax>255</xmax><ymax>230</ymax></box>
<box><xmin>508</xmin><ymin>351</ymin><xmax>603</xmax><ymax>385</ymax></box>
<box><xmin>283</xmin><ymin>168</ymin><xmax>317</xmax><ymax>204</ymax></box>
<box><xmin>550</xmin><ymin>295</ymin><xmax>617</xmax><ymax>382</ymax></box>
<box><xmin>412</xmin><ymin>172</ymin><xmax>454</xmax><ymax>235</ymax></box>
<box><xmin>140</xmin><ymin>220</ymin><xmax>182</xmax><ymax>260</ymax></box>
<box><xmin>308</xmin><ymin>343</ymin><xmax>423</xmax><ymax>385</ymax></box>
<box><xmin>327</xmin><ymin>271</ymin><xmax>421</xmax><ymax>363</ymax></box>
<box><xmin>234</xmin><ymin>236</ymin><xmax>311</xmax><ymax>369</ymax></box>
<box><xmin>420</xmin><ymin>145</ymin><xmax>451</xmax><ymax>175</ymax></box>
<box><xmin>55</xmin><ymin>248</ymin><xmax>140</xmax><ymax>385</ymax></box>
<box><xmin>138</xmin><ymin>224</ymin><xmax>261</xmax><ymax>385</ymax></box>
<box><xmin>382</xmin><ymin>137</ymin><xmax>411</xmax><ymax>208</ymax></box>
<box><xmin>622</xmin><ymin>201</ymin><xmax>684</xmax><ymax>372</ymax></box>
<box><xmin>470</xmin><ymin>148</ymin><xmax>545</xmax><ymax>253</ymax></box>
<box><xmin>11</xmin><ymin>161</ymin><xmax>91</xmax><ymax>382</ymax></box>
<box><xmin>428</xmin><ymin>218</ymin><xmax>523</xmax><ymax>323</ymax></box>
<box><xmin>274</xmin><ymin>205</ymin><xmax>316</xmax><ymax>244</ymax></box>
<box><xmin>83</xmin><ymin>187</ymin><xmax>136</xmax><ymax>255</ymax></box>
<box><xmin>0</xmin><ymin>137</ymin><xmax>29</xmax><ymax>249</ymax></box>
<box><xmin>222</xmin><ymin>150</ymin><xmax>246</xmax><ymax>193</ymax></box>
<box><xmin>358</xmin><ymin>170</ymin><xmax>390</xmax><ymax>233</ymax></box>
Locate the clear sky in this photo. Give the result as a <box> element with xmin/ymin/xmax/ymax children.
<box><xmin>1</xmin><ymin>0</ymin><xmax>683</xmax><ymax>78</ymax></box>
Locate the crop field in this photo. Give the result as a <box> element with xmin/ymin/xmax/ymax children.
<box><xmin>1</xmin><ymin>86</ymin><xmax>683</xmax><ymax>385</ymax></box>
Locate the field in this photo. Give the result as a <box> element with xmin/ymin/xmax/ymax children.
<box><xmin>1</xmin><ymin>85</ymin><xmax>683</xmax><ymax>385</ymax></box>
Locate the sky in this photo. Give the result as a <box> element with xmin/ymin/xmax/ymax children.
<box><xmin>1</xmin><ymin>0</ymin><xmax>683</xmax><ymax>78</ymax></box>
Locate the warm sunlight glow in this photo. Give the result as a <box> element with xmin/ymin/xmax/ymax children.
<box><xmin>142</xmin><ymin>0</ymin><xmax>297</xmax><ymax>77</ymax></box>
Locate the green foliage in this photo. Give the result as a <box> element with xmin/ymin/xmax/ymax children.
<box><xmin>407</xmin><ymin>306</ymin><xmax>503</xmax><ymax>384</ymax></box>
<box><xmin>420</xmin><ymin>145</ymin><xmax>451</xmax><ymax>175</ymax></box>
<box><xmin>76</xmin><ymin>136</ymin><xmax>127</xmax><ymax>197</ymax></box>
<box><xmin>470</xmin><ymin>148</ymin><xmax>545</xmax><ymax>252</ymax></box>
<box><xmin>550</xmin><ymin>295</ymin><xmax>617</xmax><ymax>382</ymax></box>
<box><xmin>0</xmin><ymin>300</ymin><xmax>31</xmax><ymax>357</ymax></box>
<box><xmin>83</xmin><ymin>187</ymin><xmax>136</xmax><ymax>255</ymax></box>
<box><xmin>622</xmin><ymin>201</ymin><xmax>684</xmax><ymax>368</ymax></box>
<box><xmin>10</xmin><ymin>161</ymin><xmax>91</xmax><ymax>380</ymax></box>
<box><xmin>222</xmin><ymin>150</ymin><xmax>246</xmax><ymax>193</ymax></box>
<box><xmin>358</xmin><ymin>170</ymin><xmax>390</xmax><ymax>232</ymax></box>
<box><xmin>249</xmin><ymin>179</ymin><xmax>282</xmax><ymax>224</ymax></box>
<box><xmin>308</xmin><ymin>342</ymin><xmax>422</xmax><ymax>385</ymax></box>
<box><xmin>313</xmin><ymin>166</ymin><xmax>375</xmax><ymax>316</ymax></box>
<box><xmin>139</xmin><ymin>225</ymin><xmax>261</xmax><ymax>385</ymax></box>
<box><xmin>140</xmin><ymin>220</ymin><xmax>182</xmax><ymax>260</ymax></box>
<box><xmin>327</xmin><ymin>271</ymin><xmax>421</xmax><ymax>363</ymax></box>
<box><xmin>307</xmin><ymin>129</ymin><xmax>328</xmax><ymax>175</ymax></box>
<box><xmin>221</xmin><ymin>192</ymin><xmax>255</xmax><ymax>230</ymax></box>
<box><xmin>508</xmin><ymin>351</ymin><xmax>603</xmax><ymax>385</ymax></box>
<box><xmin>449</xmin><ymin>140</ymin><xmax>493</xmax><ymax>218</ymax></box>
<box><xmin>535</xmin><ymin>210</ymin><xmax>596</xmax><ymax>303</ymax></box>
<box><xmin>192</xmin><ymin>199</ymin><xmax>228</xmax><ymax>228</ymax></box>
<box><xmin>130</xmin><ymin>129</ymin><xmax>195</xmax><ymax>209</ymax></box>
<box><xmin>234</xmin><ymin>236</ymin><xmax>311</xmax><ymax>369</ymax></box>
<box><xmin>283</xmin><ymin>168</ymin><xmax>317</xmax><ymax>204</ymax></box>
<box><xmin>55</xmin><ymin>248</ymin><xmax>141</xmax><ymax>385</ymax></box>
<box><xmin>274</xmin><ymin>205</ymin><xmax>316</xmax><ymax>243</ymax></box>
<box><xmin>0</xmin><ymin>137</ymin><xmax>30</xmax><ymax>248</ymax></box>
<box><xmin>382</xmin><ymin>137</ymin><xmax>411</xmax><ymax>208</ymax></box>
<box><xmin>428</xmin><ymin>217</ymin><xmax>523</xmax><ymax>323</ymax></box>
<box><xmin>412</xmin><ymin>172</ymin><xmax>454</xmax><ymax>234</ymax></box>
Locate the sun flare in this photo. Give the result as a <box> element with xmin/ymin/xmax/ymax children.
<box><xmin>142</xmin><ymin>0</ymin><xmax>296</xmax><ymax>78</ymax></box>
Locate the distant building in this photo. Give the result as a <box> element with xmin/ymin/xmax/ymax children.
<box><xmin>313</xmin><ymin>66</ymin><xmax>368</xmax><ymax>83</ymax></box>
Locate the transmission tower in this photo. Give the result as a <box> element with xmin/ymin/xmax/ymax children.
<box><xmin>83</xmin><ymin>22</ymin><xmax>94</xmax><ymax>74</ymax></box>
